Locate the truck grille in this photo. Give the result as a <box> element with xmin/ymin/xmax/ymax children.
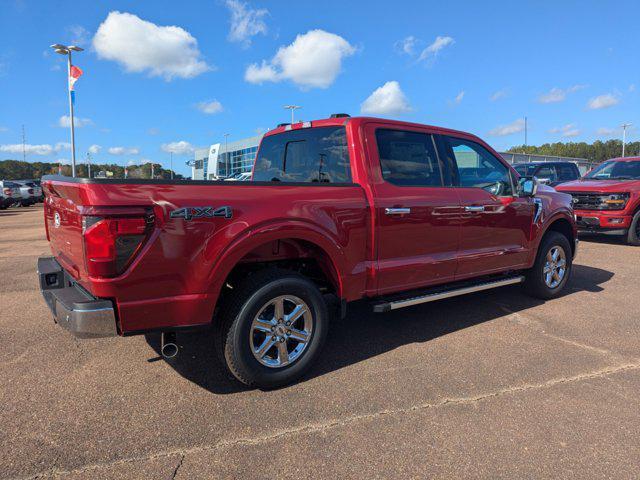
<box><xmin>565</xmin><ymin>192</ymin><xmax>604</xmax><ymax>210</ymax></box>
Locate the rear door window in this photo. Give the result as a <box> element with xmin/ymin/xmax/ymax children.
<box><xmin>252</xmin><ymin>126</ymin><xmax>351</xmax><ymax>183</ymax></box>
<box><xmin>534</xmin><ymin>165</ymin><xmax>557</xmax><ymax>183</ymax></box>
<box><xmin>375</xmin><ymin>129</ymin><xmax>447</xmax><ymax>186</ymax></box>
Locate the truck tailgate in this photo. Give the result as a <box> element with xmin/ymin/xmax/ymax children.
<box><xmin>43</xmin><ymin>181</ymin><xmax>87</xmax><ymax>280</ymax></box>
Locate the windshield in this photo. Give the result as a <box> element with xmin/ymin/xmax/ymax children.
<box><xmin>513</xmin><ymin>164</ymin><xmax>537</xmax><ymax>176</ymax></box>
<box><xmin>585</xmin><ymin>160</ymin><xmax>640</xmax><ymax>180</ymax></box>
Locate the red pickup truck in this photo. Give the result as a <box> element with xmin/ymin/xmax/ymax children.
<box><xmin>39</xmin><ymin>115</ymin><xmax>577</xmax><ymax>388</ymax></box>
<box><xmin>556</xmin><ymin>157</ymin><xmax>640</xmax><ymax>245</ymax></box>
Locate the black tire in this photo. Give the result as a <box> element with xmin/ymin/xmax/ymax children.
<box><xmin>215</xmin><ymin>269</ymin><xmax>329</xmax><ymax>388</ymax></box>
<box><xmin>523</xmin><ymin>231</ymin><xmax>573</xmax><ymax>299</ymax></box>
<box><xmin>626</xmin><ymin>210</ymin><xmax>640</xmax><ymax>246</ymax></box>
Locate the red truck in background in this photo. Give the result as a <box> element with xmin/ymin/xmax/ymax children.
<box><xmin>556</xmin><ymin>157</ymin><xmax>640</xmax><ymax>246</ymax></box>
<box><xmin>39</xmin><ymin>115</ymin><xmax>577</xmax><ymax>388</ymax></box>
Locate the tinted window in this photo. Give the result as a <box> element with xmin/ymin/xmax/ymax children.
<box><xmin>252</xmin><ymin>126</ymin><xmax>351</xmax><ymax>183</ymax></box>
<box><xmin>535</xmin><ymin>165</ymin><xmax>557</xmax><ymax>182</ymax></box>
<box><xmin>514</xmin><ymin>164</ymin><xmax>536</xmax><ymax>177</ymax></box>
<box><xmin>443</xmin><ymin>136</ymin><xmax>513</xmax><ymax>196</ymax></box>
<box><xmin>375</xmin><ymin>129</ymin><xmax>444</xmax><ymax>186</ymax></box>
<box><xmin>558</xmin><ymin>164</ymin><xmax>578</xmax><ymax>180</ymax></box>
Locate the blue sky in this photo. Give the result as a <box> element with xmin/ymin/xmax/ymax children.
<box><xmin>1</xmin><ymin>0</ymin><xmax>639</xmax><ymax>176</ymax></box>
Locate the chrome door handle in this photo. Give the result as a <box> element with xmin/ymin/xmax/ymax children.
<box><xmin>385</xmin><ymin>207</ymin><xmax>411</xmax><ymax>215</ymax></box>
<box><xmin>464</xmin><ymin>206</ymin><xmax>485</xmax><ymax>212</ymax></box>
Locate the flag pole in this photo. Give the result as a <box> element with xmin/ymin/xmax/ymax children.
<box><xmin>66</xmin><ymin>50</ymin><xmax>77</xmax><ymax>177</ymax></box>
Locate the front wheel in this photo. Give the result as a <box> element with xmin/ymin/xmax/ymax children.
<box><xmin>523</xmin><ymin>231</ymin><xmax>572</xmax><ymax>299</ymax></box>
<box><xmin>216</xmin><ymin>269</ymin><xmax>329</xmax><ymax>388</ymax></box>
<box><xmin>626</xmin><ymin>210</ymin><xmax>640</xmax><ymax>246</ymax></box>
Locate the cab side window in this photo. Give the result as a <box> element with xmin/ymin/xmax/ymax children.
<box><xmin>558</xmin><ymin>164</ymin><xmax>579</xmax><ymax>181</ymax></box>
<box><xmin>441</xmin><ymin>136</ymin><xmax>513</xmax><ymax>196</ymax></box>
<box><xmin>375</xmin><ymin>129</ymin><xmax>447</xmax><ymax>186</ymax></box>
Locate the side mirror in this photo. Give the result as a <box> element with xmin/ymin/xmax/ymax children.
<box><xmin>519</xmin><ymin>177</ymin><xmax>538</xmax><ymax>197</ymax></box>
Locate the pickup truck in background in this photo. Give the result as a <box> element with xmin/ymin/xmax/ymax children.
<box><xmin>39</xmin><ymin>115</ymin><xmax>577</xmax><ymax>388</ymax></box>
<box><xmin>556</xmin><ymin>157</ymin><xmax>640</xmax><ymax>245</ymax></box>
<box><xmin>513</xmin><ymin>161</ymin><xmax>581</xmax><ymax>187</ymax></box>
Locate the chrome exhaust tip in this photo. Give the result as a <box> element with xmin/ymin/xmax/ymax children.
<box><xmin>161</xmin><ymin>332</ymin><xmax>178</xmax><ymax>359</ymax></box>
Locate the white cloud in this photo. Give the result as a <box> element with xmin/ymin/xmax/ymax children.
<box><xmin>245</xmin><ymin>29</ymin><xmax>355</xmax><ymax>89</ymax></box>
<box><xmin>58</xmin><ymin>115</ymin><xmax>93</xmax><ymax>128</ymax></box>
<box><xmin>596</xmin><ymin>127</ymin><xmax>616</xmax><ymax>136</ymax></box>
<box><xmin>587</xmin><ymin>93</ymin><xmax>619</xmax><ymax>110</ymax></box>
<box><xmin>54</xmin><ymin>142</ymin><xmax>71</xmax><ymax>151</ymax></box>
<box><xmin>549</xmin><ymin>123</ymin><xmax>580</xmax><ymax>138</ymax></box>
<box><xmin>0</xmin><ymin>126</ymin><xmax>8</xmax><ymax>132</ymax></box>
<box><xmin>395</xmin><ymin>36</ymin><xmax>418</xmax><ymax>55</ymax></box>
<box><xmin>88</xmin><ymin>144</ymin><xmax>101</xmax><ymax>154</ymax></box>
<box><xmin>161</xmin><ymin>140</ymin><xmax>195</xmax><ymax>155</ymax></box>
<box><xmin>538</xmin><ymin>84</ymin><xmax>586</xmax><ymax>104</ymax></box>
<box><xmin>66</xmin><ymin>25</ymin><xmax>90</xmax><ymax>46</ymax></box>
<box><xmin>225</xmin><ymin>0</ymin><xmax>268</xmax><ymax>47</ymax></box>
<box><xmin>361</xmin><ymin>81</ymin><xmax>412</xmax><ymax>116</ymax></box>
<box><xmin>147</xmin><ymin>128</ymin><xmax>160</xmax><ymax>136</ymax></box>
<box><xmin>418</xmin><ymin>35</ymin><xmax>454</xmax><ymax>62</ymax></box>
<box><xmin>490</xmin><ymin>89</ymin><xmax>507</xmax><ymax>101</ymax></box>
<box><xmin>489</xmin><ymin>118</ymin><xmax>525</xmax><ymax>136</ymax></box>
<box><xmin>93</xmin><ymin>11</ymin><xmax>211</xmax><ymax>80</ymax></box>
<box><xmin>629</xmin><ymin>84</ymin><xmax>636</xmax><ymax>93</ymax></box>
<box><xmin>453</xmin><ymin>90</ymin><xmax>465</xmax><ymax>105</ymax></box>
<box><xmin>0</xmin><ymin>144</ymin><xmax>54</xmax><ymax>155</ymax></box>
<box><xmin>56</xmin><ymin>158</ymin><xmax>71</xmax><ymax>165</ymax></box>
<box><xmin>108</xmin><ymin>146</ymin><xmax>139</xmax><ymax>155</ymax></box>
<box><xmin>196</xmin><ymin>100</ymin><xmax>223</xmax><ymax>114</ymax></box>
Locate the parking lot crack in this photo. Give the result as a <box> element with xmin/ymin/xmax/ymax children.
<box><xmin>13</xmin><ymin>361</ymin><xmax>640</xmax><ymax>480</ymax></box>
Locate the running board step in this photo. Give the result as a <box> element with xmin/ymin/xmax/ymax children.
<box><xmin>372</xmin><ymin>275</ymin><xmax>525</xmax><ymax>313</ymax></box>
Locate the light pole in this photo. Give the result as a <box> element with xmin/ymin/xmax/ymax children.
<box><xmin>170</xmin><ymin>152</ymin><xmax>174</xmax><ymax>179</ymax></box>
<box><xmin>621</xmin><ymin>123</ymin><xmax>632</xmax><ymax>157</ymax></box>
<box><xmin>283</xmin><ymin>105</ymin><xmax>302</xmax><ymax>124</ymax></box>
<box><xmin>86</xmin><ymin>151</ymin><xmax>92</xmax><ymax>178</ymax></box>
<box><xmin>51</xmin><ymin>43</ymin><xmax>83</xmax><ymax>177</ymax></box>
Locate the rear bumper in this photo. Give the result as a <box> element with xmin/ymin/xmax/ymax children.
<box><xmin>38</xmin><ymin>257</ymin><xmax>118</xmax><ymax>338</ymax></box>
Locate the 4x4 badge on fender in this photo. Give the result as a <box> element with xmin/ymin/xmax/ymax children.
<box><xmin>170</xmin><ymin>206</ymin><xmax>233</xmax><ymax>221</ymax></box>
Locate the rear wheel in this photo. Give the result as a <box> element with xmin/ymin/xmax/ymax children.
<box><xmin>216</xmin><ymin>269</ymin><xmax>329</xmax><ymax>388</ymax></box>
<box><xmin>626</xmin><ymin>210</ymin><xmax>640</xmax><ymax>246</ymax></box>
<box><xmin>523</xmin><ymin>231</ymin><xmax>572</xmax><ymax>299</ymax></box>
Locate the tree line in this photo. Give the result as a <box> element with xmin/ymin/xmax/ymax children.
<box><xmin>507</xmin><ymin>139</ymin><xmax>640</xmax><ymax>163</ymax></box>
<box><xmin>0</xmin><ymin>159</ymin><xmax>183</xmax><ymax>180</ymax></box>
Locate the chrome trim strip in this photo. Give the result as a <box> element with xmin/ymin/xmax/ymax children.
<box><xmin>380</xmin><ymin>276</ymin><xmax>525</xmax><ymax>312</ymax></box>
<box><xmin>385</xmin><ymin>207</ymin><xmax>411</xmax><ymax>215</ymax></box>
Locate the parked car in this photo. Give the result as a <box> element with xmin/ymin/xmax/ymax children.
<box><xmin>14</xmin><ymin>180</ymin><xmax>42</xmax><ymax>206</ymax></box>
<box><xmin>0</xmin><ymin>180</ymin><xmax>22</xmax><ymax>209</ymax></box>
<box><xmin>513</xmin><ymin>161</ymin><xmax>581</xmax><ymax>187</ymax></box>
<box><xmin>224</xmin><ymin>171</ymin><xmax>252</xmax><ymax>181</ymax></box>
<box><xmin>556</xmin><ymin>156</ymin><xmax>640</xmax><ymax>245</ymax></box>
<box><xmin>38</xmin><ymin>115</ymin><xmax>577</xmax><ymax>388</ymax></box>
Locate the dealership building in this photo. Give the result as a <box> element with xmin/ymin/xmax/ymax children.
<box><xmin>191</xmin><ymin>135</ymin><xmax>262</xmax><ymax>180</ymax></box>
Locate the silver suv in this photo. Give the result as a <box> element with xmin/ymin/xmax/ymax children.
<box><xmin>0</xmin><ymin>181</ymin><xmax>22</xmax><ymax>209</ymax></box>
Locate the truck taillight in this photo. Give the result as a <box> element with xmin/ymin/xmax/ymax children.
<box><xmin>3</xmin><ymin>188</ymin><xmax>11</xmax><ymax>196</ymax></box>
<box><xmin>82</xmin><ymin>214</ymin><xmax>153</xmax><ymax>278</ymax></box>
<box><xmin>28</xmin><ymin>188</ymin><xmax>34</xmax><ymax>194</ymax></box>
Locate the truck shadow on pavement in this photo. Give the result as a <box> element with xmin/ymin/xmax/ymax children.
<box><xmin>145</xmin><ymin>264</ymin><xmax>613</xmax><ymax>394</ymax></box>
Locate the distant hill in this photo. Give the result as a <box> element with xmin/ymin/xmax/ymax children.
<box><xmin>0</xmin><ymin>159</ymin><xmax>184</xmax><ymax>180</ymax></box>
<box><xmin>507</xmin><ymin>139</ymin><xmax>639</xmax><ymax>163</ymax></box>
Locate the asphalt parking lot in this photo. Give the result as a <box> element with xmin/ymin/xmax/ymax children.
<box><xmin>1</xmin><ymin>206</ymin><xmax>639</xmax><ymax>479</ymax></box>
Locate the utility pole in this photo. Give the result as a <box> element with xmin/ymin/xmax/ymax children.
<box><xmin>51</xmin><ymin>43</ymin><xmax>84</xmax><ymax>177</ymax></box>
<box><xmin>21</xmin><ymin>125</ymin><xmax>26</xmax><ymax>162</ymax></box>
<box><xmin>621</xmin><ymin>123</ymin><xmax>632</xmax><ymax>157</ymax></box>
<box><xmin>170</xmin><ymin>152</ymin><xmax>174</xmax><ymax>179</ymax></box>
<box><xmin>283</xmin><ymin>105</ymin><xmax>302</xmax><ymax>124</ymax></box>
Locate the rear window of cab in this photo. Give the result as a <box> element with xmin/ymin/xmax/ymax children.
<box><xmin>252</xmin><ymin>126</ymin><xmax>352</xmax><ymax>183</ymax></box>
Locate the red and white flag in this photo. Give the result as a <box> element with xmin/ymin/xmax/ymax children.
<box><xmin>68</xmin><ymin>65</ymin><xmax>83</xmax><ymax>91</ymax></box>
